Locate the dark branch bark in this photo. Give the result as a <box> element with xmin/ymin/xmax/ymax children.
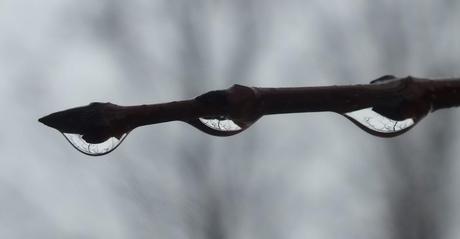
<box><xmin>39</xmin><ymin>75</ymin><xmax>460</xmax><ymax>143</ymax></box>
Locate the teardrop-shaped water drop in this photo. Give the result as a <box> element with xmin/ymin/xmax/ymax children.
<box><xmin>185</xmin><ymin>116</ymin><xmax>258</xmax><ymax>137</ymax></box>
<box><xmin>62</xmin><ymin>132</ymin><xmax>128</xmax><ymax>156</ymax></box>
<box><xmin>343</xmin><ymin>107</ymin><xmax>418</xmax><ymax>137</ymax></box>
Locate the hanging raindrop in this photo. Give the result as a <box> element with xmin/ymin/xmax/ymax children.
<box><xmin>62</xmin><ymin>132</ymin><xmax>129</xmax><ymax>156</ymax></box>
<box><xmin>343</xmin><ymin>108</ymin><xmax>418</xmax><ymax>137</ymax></box>
<box><xmin>185</xmin><ymin>116</ymin><xmax>258</xmax><ymax>137</ymax></box>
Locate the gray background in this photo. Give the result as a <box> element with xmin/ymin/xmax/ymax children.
<box><xmin>1</xmin><ymin>0</ymin><xmax>460</xmax><ymax>238</ymax></box>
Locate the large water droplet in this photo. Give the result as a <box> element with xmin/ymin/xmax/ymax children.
<box><xmin>62</xmin><ymin>132</ymin><xmax>128</xmax><ymax>156</ymax></box>
<box><xmin>185</xmin><ymin>116</ymin><xmax>257</xmax><ymax>137</ymax></box>
<box><xmin>343</xmin><ymin>107</ymin><xmax>417</xmax><ymax>137</ymax></box>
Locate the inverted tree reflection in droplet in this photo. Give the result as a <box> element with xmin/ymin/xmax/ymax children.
<box><xmin>185</xmin><ymin>116</ymin><xmax>258</xmax><ymax>137</ymax></box>
<box><xmin>343</xmin><ymin>108</ymin><xmax>417</xmax><ymax>137</ymax></box>
<box><xmin>198</xmin><ymin>118</ymin><xmax>243</xmax><ymax>131</ymax></box>
<box><xmin>62</xmin><ymin>133</ymin><xmax>128</xmax><ymax>156</ymax></box>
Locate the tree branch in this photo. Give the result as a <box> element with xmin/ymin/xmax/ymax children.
<box><xmin>39</xmin><ymin>75</ymin><xmax>460</xmax><ymax>149</ymax></box>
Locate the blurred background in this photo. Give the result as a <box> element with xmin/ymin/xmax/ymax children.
<box><xmin>1</xmin><ymin>0</ymin><xmax>460</xmax><ymax>238</ymax></box>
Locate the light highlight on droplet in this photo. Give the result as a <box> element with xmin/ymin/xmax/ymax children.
<box><xmin>198</xmin><ymin>118</ymin><xmax>243</xmax><ymax>131</ymax></box>
<box><xmin>62</xmin><ymin>133</ymin><xmax>128</xmax><ymax>156</ymax></box>
<box><xmin>343</xmin><ymin>107</ymin><xmax>416</xmax><ymax>137</ymax></box>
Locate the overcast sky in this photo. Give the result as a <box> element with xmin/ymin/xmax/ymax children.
<box><xmin>1</xmin><ymin>1</ymin><xmax>460</xmax><ymax>238</ymax></box>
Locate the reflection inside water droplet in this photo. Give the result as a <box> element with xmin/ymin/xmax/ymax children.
<box><xmin>62</xmin><ymin>132</ymin><xmax>128</xmax><ymax>156</ymax></box>
<box><xmin>198</xmin><ymin>118</ymin><xmax>243</xmax><ymax>131</ymax></box>
<box><xmin>343</xmin><ymin>107</ymin><xmax>416</xmax><ymax>137</ymax></box>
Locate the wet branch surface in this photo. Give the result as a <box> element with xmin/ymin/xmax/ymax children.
<box><xmin>39</xmin><ymin>75</ymin><xmax>460</xmax><ymax>155</ymax></box>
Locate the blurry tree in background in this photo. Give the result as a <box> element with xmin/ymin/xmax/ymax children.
<box><xmin>1</xmin><ymin>0</ymin><xmax>460</xmax><ymax>238</ymax></box>
<box><xmin>173</xmin><ymin>1</ymin><xmax>262</xmax><ymax>238</ymax></box>
<box><xmin>364</xmin><ymin>2</ymin><xmax>458</xmax><ymax>239</ymax></box>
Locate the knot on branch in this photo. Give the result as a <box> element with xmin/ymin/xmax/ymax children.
<box><xmin>39</xmin><ymin>102</ymin><xmax>128</xmax><ymax>143</ymax></box>
<box><xmin>226</xmin><ymin>84</ymin><xmax>262</xmax><ymax>122</ymax></box>
<box><xmin>373</xmin><ymin>76</ymin><xmax>432</xmax><ymax>121</ymax></box>
<box><xmin>194</xmin><ymin>84</ymin><xmax>262</xmax><ymax>122</ymax></box>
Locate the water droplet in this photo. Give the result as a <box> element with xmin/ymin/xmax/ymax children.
<box><xmin>185</xmin><ymin>116</ymin><xmax>258</xmax><ymax>136</ymax></box>
<box><xmin>62</xmin><ymin>132</ymin><xmax>128</xmax><ymax>156</ymax></box>
<box><xmin>343</xmin><ymin>107</ymin><xmax>417</xmax><ymax>137</ymax></box>
<box><xmin>198</xmin><ymin>118</ymin><xmax>242</xmax><ymax>131</ymax></box>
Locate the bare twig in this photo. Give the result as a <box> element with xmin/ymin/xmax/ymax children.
<box><xmin>38</xmin><ymin>75</ymin><xmax>460</xmax><ymax>154</ymax></box>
